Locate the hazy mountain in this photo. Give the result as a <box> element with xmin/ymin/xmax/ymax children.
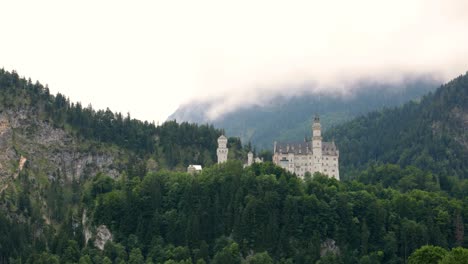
<box><xmin>169</xmin><ymin>77</ymin><xmax>440</xmax><ymax>150</ymax></box>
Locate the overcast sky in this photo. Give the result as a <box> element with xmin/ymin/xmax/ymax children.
<box><xmin>1</xmin><ymin>0</ymin><xmax>468</xmax><ymax>123</ymax></box>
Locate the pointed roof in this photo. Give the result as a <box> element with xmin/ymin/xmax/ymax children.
<box><xmin>314</xmin><ymin>114</ymin><xmax>320</xmax><ymax>122</ymax></box>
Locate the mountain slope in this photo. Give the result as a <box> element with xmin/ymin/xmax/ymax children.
<box><xmin>169</xmin><ymin>77</ymin><xmax>440</xmax><ymax>149</ymax></box>
<box><xmin>0</xmin><ymin>69</ymin><xmax>224</xmax><ymax>260</ymax></box>
<box><xmin>326</xmin><ymin>72</ymin><xmax>468</xmax><ymax>180</ymax></box>
<box><xmin>0</xmin><ymin>69</ymin><xmax>223</xmax><ymax>172</ymax></box>
<box><xmin>1</xmin><ymin>69</ymin><xmax>467</xmax><ymax>263</ymax></box>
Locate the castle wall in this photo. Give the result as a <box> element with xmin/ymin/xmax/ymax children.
<box><xmin>321</xmin><ymin>154</ymin><xmax>339</xmax><ymax>180</ymax></box>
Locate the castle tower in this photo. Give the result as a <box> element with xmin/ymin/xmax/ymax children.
<box><xmin>312</xmin><ymin>115</ymin><xmax>322</xmax><ymax>173</ymax></box>
<box><xmin>247</xmin><ymin>151</ymin><xmax>254</xmax><ymax>166</ymax></box>
<box><xmin>217</xmin><ymin>135</ymin><xmax>228</xmax><ymax>164</ymax></box>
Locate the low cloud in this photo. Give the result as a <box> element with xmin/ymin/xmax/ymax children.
<box><xmin>178</xmin><ymin>0</ymin><xmax>468</xmax><ymax>119</ymax></box>
<box><xmin>182</xmin><ymin>74</ymin><xmax>441</xmax><ymax>120</ymax></box>
<box><xmin>1</xmin><ymin>1</ymin><xmax>467</xmax><ymax>122</ymax></box>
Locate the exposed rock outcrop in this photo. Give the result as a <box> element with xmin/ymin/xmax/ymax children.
<box><xmin>82</xmin><ymin>209</ymin><xmax>92</xmax><ymax>246</ymax></box>
<box><xmin>320</xmin><ymin>238</ymin><xmax>340</xmax><ymax>257</ymax></box>
<box><xmin>0</xmin><ymin>108</ymin><xmax>121</xmax><ymax>194</ymax></box>
<box><xmin>94</xmin><ymin>225</ymin><xmax>113</xmax><ymax>250</ymax></box>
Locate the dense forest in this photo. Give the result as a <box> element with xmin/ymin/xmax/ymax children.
<box><xmin>3</xmin><ymin>162</ymin><xmax>468</xmax><ymax>263</ymax></box>
<box><xmin>0</xmin><ymin>69</ymin><xmax>467</xmax><ymax>263</ymax></box>
<box><xmin>326</xmin><ymin>72</ymin><xmax>468</xmax><ymax>181</ymax></box>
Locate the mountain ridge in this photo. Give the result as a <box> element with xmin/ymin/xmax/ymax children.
<box><xmin>169</xmin><ymin>77</ymin><xmax>440</xmax><ymax>149</ymax></box>
<box><xmin>327</xmin><ymin>72</ymin><xmax>468</xmax><ymax>180</ymax></box>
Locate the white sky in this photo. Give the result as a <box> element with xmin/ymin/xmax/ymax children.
<box><xmin>1</xmin><ymin>0</ymin><xmax>468</xmax><ymax>123</ymax></box>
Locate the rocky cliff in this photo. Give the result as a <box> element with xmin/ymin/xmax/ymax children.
<box><xmin>0</xmin><ymin>107</ymin><xmax>122</xmax><ymax>195</ymax></box>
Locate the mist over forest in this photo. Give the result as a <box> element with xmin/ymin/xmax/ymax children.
<box><xmin>169</xmin><ymin>75</ymin><xmax>440</xmax><ymax>149</ymax></box>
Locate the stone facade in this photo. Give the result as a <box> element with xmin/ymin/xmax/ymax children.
<box><xmin>247</xmin><ymin>151</ymin><xmax>254</xmax><ymax>166</ymax></box>
<box><xmin>273</xmin><ymin>116</ymin><xmax>339</xmax><ymax>180</ymax></box>
<box><xmin>244</xmin><ymin>151</ymin><xmax>263</xmax><ymax>168</ymax></box>
<box><xmin>216</xmin><ymin>135</ymin><xmax>228</xmax><ymax>163</ymax></box>
<box><xmin>187</xmin><ymin>164</ymin><xmax>202</xmax><ymax>174</ymax></box>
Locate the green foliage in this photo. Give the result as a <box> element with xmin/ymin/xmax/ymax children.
<box><xmin>315</xmin><ymin>253</ymin><xmax>343</xmax><ymax>264</ymax></box>
<box><xmin>129</xmin><ymin>248</ymin><xmax>145</xmax><ymax>264</ymax></box>
<box><xmin>408</xmin><ymin>245</ymin><xmax>447</xmax><ymax>264</ymax></box>
<box><xmin>212</xmin><ymin>242</ymin><xmax>241</xmax><ymax>264</ymax></box>
<box><xmin>79</xmin><ymin>255</ymin><xmax>93</xmax><ymax>264</ymax></box>
<box><xmin>29</xmin><ymin>252</ymin><xmax>60</xmax><ymax>264</ymax></box>
<box><xmin>103</xmin><ymin>256</ymin><xmax>113</xmax><ymax>264</ymax></box>
<box><xmin>439</xmin><ymin>247</ymin><xmax>468</xmax><ymax>264</ymax></box>
<box><xmin>3</xmin><ymin>151</ymin><xmax>468</xmax><ymax>264</ymax></box>
<box><xmin>62</xmin><ymin>240</ymin><xmax>80</xmax><ymax>263</ymax></box>
<box><xmin>79</xmin><ymin>162</ymin><xmax>468</xmax><ymax>263</ymax></box>
<box><xmin>245</xmin><ymin>251</ymin><xmax>274</xmax><ymax>264</ymax></box>
<box><xmin>91</xmin><ymin>173</ymin><xmax>115</xmax><ymax>197</ymax></box>
<box><xmin>409</xmin><ymin>246</ymin><xmax>468</xmax><ymax>264</ymax></box>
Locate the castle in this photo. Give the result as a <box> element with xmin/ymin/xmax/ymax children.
<box><xmin>216</xmin><ymin>135</ymin><xmax>263</xmax><ymax>166</ymax></box>
<box><xmin>272</xmin><ymin>116</ymin><xmax>340</xmax><ymax>180</ymax></box>
<box><xmin>215</xmin><ymin>116</ymin><xmax>338</xmax><ymax>180</ymax></box>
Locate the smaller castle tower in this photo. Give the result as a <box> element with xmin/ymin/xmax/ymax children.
<box><xmin>247</xmin><ymin>151</ymin><xmax>254</xmax><ymax>166</ymax></box>
<box><xmin>217</xmin><ymin>135</ymin><xmax>228</xmax><ymax>163</ymax></box>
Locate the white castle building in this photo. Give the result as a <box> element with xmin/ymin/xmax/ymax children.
<box><xmin>273</xmin><ymin>116</ymin><xmax>340</xmax><ymax>180</ymax></box>
<box><xmin>216</xmin><ymin>135</ymin><xmax>229</xmax><ymax>163</ymax></box>
<box><xmin>216</xmin><ymin>135</ymin><xmax>263</xmax><ymax>166</ymax></box>
<box><xmin>187</xmin><ymin>164</ymin><xmax>202</xmax><ymax>174</ymax></box>
<box><xmin>245</xmin><ymin>151</ymin><xmax>263</xmax><ymax>167</ymax></box>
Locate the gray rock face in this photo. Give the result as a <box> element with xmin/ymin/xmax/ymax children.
<box><xmin>82</xmin><ymin>209</ymin><xmax>92</xmax><ymax>246</ymax></box>
<box><xmin>94</xmin><ymin>225</ymin><xmax>113</xmax><ymax>250</ymax></box>
<box><xmin>0</xmin><ymin>108</ymin><xmax>121</xmax><ymax>193</ymax></box>
<box><xmin>0</xmin><ymin>113</ymin><xmax>16</xmax><ymax>180</ymax></box>
<box><xmin>320</xmin><ymin>238</ymin><xmax>340</xmax><ymax>257</ymax></box>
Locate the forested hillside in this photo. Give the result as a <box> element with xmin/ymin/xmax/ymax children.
<box><xmin>4</xmin><ymin>161</ymin><xmax>468</xmax><ymax>264</ymax></box>
<box><xmin>169</xmin><ymin>77</ymin><xmax>439</xmax><ymax>149</ymax></box>
<box><xmin>0</xmin><ymin>69</ymin><xmax>230</xmax><ymax>262</ymax></box>
<box><xmin>327</xmin><ymin>72</ymin><xmax>468</xmax><ymax>181</ymax></box>
<box><xmin>0</xmin><ymin>69</ymin><xmax>223</xmax><ymax>170</ymax></box>
<box><xmin>1</xmin><ymin>69</ymin><xmax>467</xmax><ymax>264</ymax></box>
